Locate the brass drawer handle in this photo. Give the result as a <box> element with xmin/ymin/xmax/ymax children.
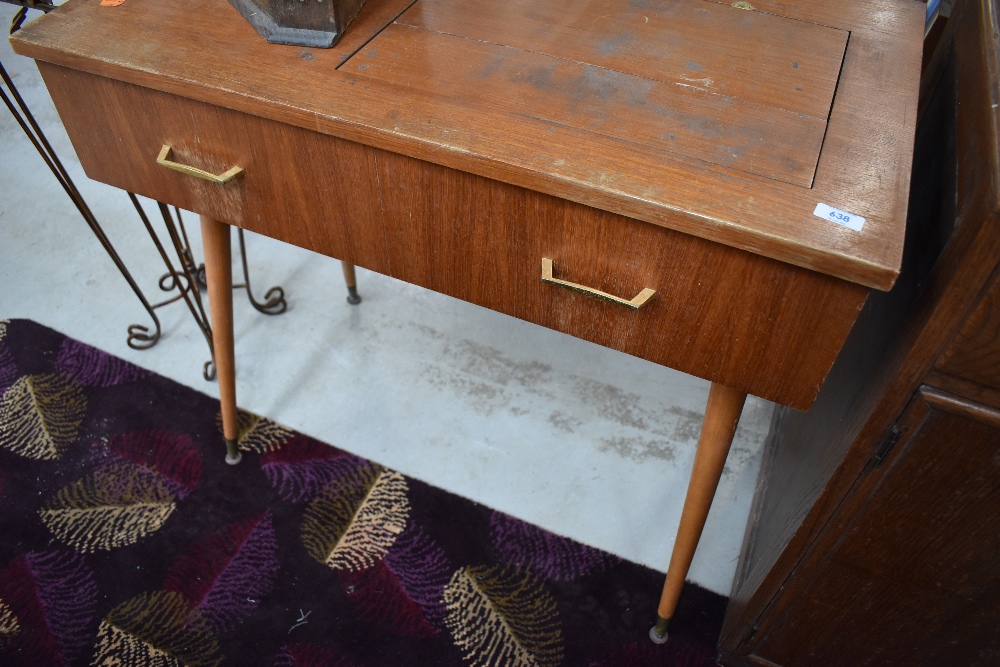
<box><xmin>156</xmin><ymin>145</ymin><xmax>244</xmax><ymax>183</ymax></box>
<box><xmin>541</xmin><ymin>257</ymin><xmax>655</xmax><ymax>310</ymax></box>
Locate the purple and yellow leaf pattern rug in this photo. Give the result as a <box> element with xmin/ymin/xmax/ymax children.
<box><xmin>0</xmin><ymin>319</ymin><xmax>726</xmax><ymax>666</ymax></box>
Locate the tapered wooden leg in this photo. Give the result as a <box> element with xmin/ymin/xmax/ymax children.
<box><xmin>201</xmin><ymin>215</ymin><xmax>241</xmax><ymax>465</ymax></box>
<box><xmin>650</xmin><ymin>382</ymin><xmax>747</xmax><ymax>643</ymax></box>
<box><xmin>341</xmin><ymin>260</ymin><xmax>361</xmax><ymax>305</ymax></box>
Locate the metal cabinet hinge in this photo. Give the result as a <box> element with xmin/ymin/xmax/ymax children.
<box><xmin>872</xmin><ymin>424</ymin><xmax>901</xmax><ymax>467</ymax></box>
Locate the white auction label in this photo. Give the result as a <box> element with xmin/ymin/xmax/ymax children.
<box><xmin>814</xmin><ymin>203</ymin><xmax>865</xmax><ymax>231</ymax></box>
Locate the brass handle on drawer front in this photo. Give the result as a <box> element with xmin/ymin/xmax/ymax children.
<box><xmin>541</xmin><ymin>257</ymin><xmax>655</xmax><ymax>310</ymax></box>
<box><xmin>156</xmin><ymin>145</ymin><xmax>244</xmax><ymax>183</ymax></box>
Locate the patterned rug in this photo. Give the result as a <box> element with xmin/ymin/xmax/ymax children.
<box><xmin>0</xmin><ymin>319</ymin><xmax>725</xmax><ymax>666</ymax></box>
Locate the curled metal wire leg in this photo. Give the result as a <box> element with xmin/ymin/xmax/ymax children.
<box><xmin>157</xmin><ymin>202</ymin><xmax>220</xmax><ymax>380</ymax></box>
<box><xmin>6</xmin><ymin>6</ymin><xmax>284</xmax><ymax>377</ymax></box>
<box><xmin>167</xmin><ymin>208</ymin><xmax>286</xmax><ymax>315</ymax></box>
<box><xmin>168</xmin><ymin>206</ymin><xmax>208</xmax><ymax>291</ymax></box>
<box><xmin>237</xmin><ymin>228</ymin><xmax>287</xmax><ymax>315</ymax></box>
<box><xmin>127</xmin><ymin>194</ymin><xmax>217</xmax><ymax>380</ymax></box>
<box><xmin>0</xmin><ymin>56</ymin><xmax>163</xmax><ymax>350</ymax></box>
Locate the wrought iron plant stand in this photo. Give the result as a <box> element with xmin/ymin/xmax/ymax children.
<box><xmin>2</xmin><ymin>0</ymin><xmax>293</xmax><ymax>380</ymax></box>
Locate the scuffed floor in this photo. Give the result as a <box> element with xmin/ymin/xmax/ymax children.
<box><xmin>0</xmin><ymin>5</ymin><xmax>771</xmax><ymax>597</ymax></box>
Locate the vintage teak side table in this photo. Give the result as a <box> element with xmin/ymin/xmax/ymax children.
<box><xmin>12</xmin><ymin>0</ymin><xmax>924</xmax><ymax>642</ymax></box>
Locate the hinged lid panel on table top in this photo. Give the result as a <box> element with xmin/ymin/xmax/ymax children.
<box><xmin>344</xmin><ymin>0</ymin><xmax>848</xmax><ymax>187</ymax></box>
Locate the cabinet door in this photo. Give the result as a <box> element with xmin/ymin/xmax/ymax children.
<box><xmin>935</xmin><ymin>266</ymin><xmax>1000</xmax><ymax>397</ymax></box>
<box><xmin>751</xmin><ymin>388</ymin><xmax>1000</xmax><ymax>667</ymax></box>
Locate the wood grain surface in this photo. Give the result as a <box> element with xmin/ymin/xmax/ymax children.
<box><xmin>345</xmin><ymin>23</ymin><xmax>828</xmax><ymax>186</ymax></box>
<box><xmin>10</xmin><ymin>0</ymin><xmax>924</xmax><ymax>290</ymax></box>
<box><xmin>375</xmin><ymin>150</ymin><xmax>867</xmax><ymax>408</ymax></box>
<box><xmin>200</xmin><ymin>216</ymin><xmax>239</xmax><ymax>443</ymax></box>
<box><xmin>753</xmin><ymin>389</ymin><xmax>1000</xmax><ymax>666</ymax></box>
<box><xmin>396</xmin><ymin>0</ymin><xmax>847</xmax><ymax>121</ymax></box>
<box><xmin>935</xmin><ymin>267</ymin><xmax>1000</xmax><ymax>393</ymax></box>
<box><xmin>38</xmin><ymin>63</ymin><xmax>392</xmax><ymax>276</ymax></box>
<box><xmin>658</xmin><ymin>383</ymin><xmax>748</xmax><ymax>621</ymax></box>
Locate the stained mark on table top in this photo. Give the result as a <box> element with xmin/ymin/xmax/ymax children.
<box><xmin>474</xmin><ymin>52</ymin><xmax>507</xmax><ymax>80</ymax></box>
<box><xmin>514</xmin><ymin>62</ymin><xmax>655</xmax><ymax>106</ymax></box>
<box><xmin>596</xmin><ymin>32</ymin><xmax>636</xmax><ymax>57</ymax></box>
<box><xmin>509</xmin><ymin>59</ymin><xmax>736</xmax><ymax>146</ymax></box>
<box><xmin>629</xmin><ymin>0</ymin><xmax>681</xmax><ymax>14</ymax></box>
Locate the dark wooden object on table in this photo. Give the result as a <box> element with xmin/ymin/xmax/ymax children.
<box><xmin>719</xmin><ymin>0</ymin><xmax>1000</xmax><ymax>663</ymax></box>
<box><xmin>10</xmin><ymin>0</ymin><xmax>923</xmax><ymax>642</ymax></box>
<box><xmin>226</xmin><ymin>0</ymin><xmax>368</xmax><ymax>48</ymax></box>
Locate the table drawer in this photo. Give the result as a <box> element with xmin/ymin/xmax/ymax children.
<box><xmin>375</xmin><ymin>151</ymin><xmax>867</xmax><ymax>409</ymax></box>
<box><xmin>38</xmin><ymin>63</ymin><xmax>388</xmax><ymax>273</ymax></box>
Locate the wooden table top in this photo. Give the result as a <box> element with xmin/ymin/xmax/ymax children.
<box><xmin>12</xmin><ymin>0</ymin><xmax>924</xmax><ymax>290</ymax></box>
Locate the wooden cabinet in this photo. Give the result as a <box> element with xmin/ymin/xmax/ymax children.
<box><xmin>752</xmin><ymin>389</ymin><xmax>1000</xmax><ymax>666</ymax></box>
<box><xmin>719</xmin><ymin>1</ymin><xmax>1000</xmax><ymax>664</ymax></box>
<box><xmin>934</xmin><ymin>271</ymin><xmax>1000</xmax><ymax>398</ymax></box>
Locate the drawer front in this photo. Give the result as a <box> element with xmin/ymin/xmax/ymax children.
<box><xmin>375</xmin><ymin>151</ymin><xmax>867</xmax><ymax>409</ymax></box>
<box><xmin>38</xmin><ymin>63</ymin><xmax>389</xmax><ymax>273</ymax></box>
<box><xmin>41</xmin><ymin>63</ymin><xmax>867</xmax><ymax>409</ymax></box>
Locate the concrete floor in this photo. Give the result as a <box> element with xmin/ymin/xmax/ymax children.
<box><xmin>0</xmin><ymin>6</ymin><xmax>772</xmax><ymax>597</ymax></box>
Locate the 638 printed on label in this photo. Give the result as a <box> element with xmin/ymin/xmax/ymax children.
<box><xmin>813</xmin><ymin>203</ymin><xmax>865</xmax><ymax>231</ymax></box>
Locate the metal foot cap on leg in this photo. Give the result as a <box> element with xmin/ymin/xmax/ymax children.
<box><xmin>649</xmin><ymin>615</ymin><xmax>670</xmax><ymax>644</ymax></box>
<box><xmin>224</xmin><ymin>438</ymin><xmax>242</xmax><ymax>465</ymax></box>
<box><xmin>346</xmin><ymin>285</ymin><xmax>361</xmax><ymax>305</ymax></box>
